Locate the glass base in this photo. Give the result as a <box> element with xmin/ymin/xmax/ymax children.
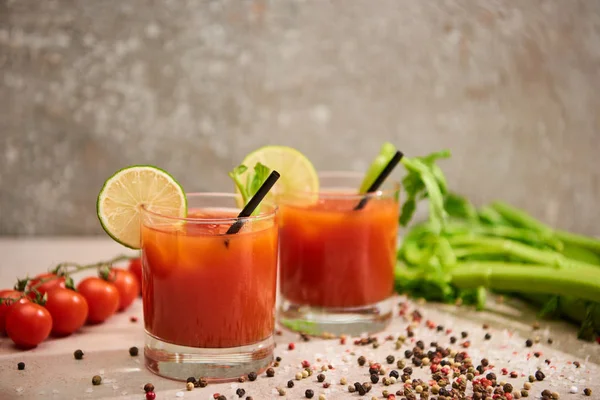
<box><xmin>144</xmin><ymin>332</ymin><xmax>274</xmax><ymax>382</ymax></box>
<box><xmin>278</xmin><ymin>296</ymin><xmax>393</xmax><ymax>337</ymax></box>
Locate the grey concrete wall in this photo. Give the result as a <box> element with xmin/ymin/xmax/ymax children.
<box><xmin>1</xmin><ymin>0</ymin><xmax>599</xmax><ymax>236</ymax></box>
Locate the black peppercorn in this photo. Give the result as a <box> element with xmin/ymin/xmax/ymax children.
<box><xmin>357</xmin><ymin>383</ymin><xmax>366</xmax><ymax>396</ymax></box>
<box><xmin>404</xmin><ymin>350</ymin><xmax>413</xmax><ymax>359</ymax></box>
<box><xmin>486</xmin><ymin>372</ymin><xmax>496</xmax><ymax>381</ymax></box>
<box><xmin>503</xmin><ymin>383</ymin><xmax>513</xmax><ymax>393</ymax></box>
<box><xmin>144</xmin><ymin>383</ymin><xmax>154</xmax><ymax>392</ymax></box>
<box><xmin>389</xmin><ymin>370</ymin><xmax>399</xmax><ymax>379</ymax></box>
<box><xmin>129</xmin><ymin>346</ymin><xmax>139</xmax><ymax>356</ymax></box>
<box><xmin>357</xmin><ymin>355</ymin><xmax>366</xmax><ymax>366</ymax></box>
<box><xmin>266</xmin><ymin>367</ymin><xmax>275</xmax><ymax>377</ymax></box>
<box><xmin>248</xmin><ymin>372</ymin><xmax>257</xmax><ymax>381</ymax></box>
<box><xmin>92</xmin><ymin>375</ymin><xmax>102</xmax><ymax>385</ymax></box>
<box><xmin>461</xmin><ymin>331</ymin><xmax>468</xmax><ymax>339</ymax></box>
<box><xmin>235</xmin><ymin>388</ymin><xmax>245</xmax><ymax>398</ymax></box>
<box><xmin>287</xmin><ymin>380</ymin><xmax>294</xmax><ymax>388</ymax></box>
<box><xmin>437</xmin><ymin>325</ymin><xmax>444</xmax><ymax>332</ymax></box>
<box><xmin>525</xmin><ymin>339</ymin><xmax>533</xmax><ymax>347</ymax></box>
<box><xmin>403</xmin><ymin>366</ymin><xmax>413</xmax><ymax>375</ymax></box>
<box><xmin>584</xmin><ymin>388</ymin><xmax>592</xmax><ymax>396</ymax></box>
<box><xmin>275</xmin><ymin>356</ymin><xmax>282</xmax><ymax>362</ymax></box>
<box><xmin>484</xmin><ymin>333</ymin><xmax>491</xmax><ymax>340</ymax></box>
<box><xmin>370</xmin><ymin>374</ymin><xmax>379</xmax><ymax>383</ymax></box>
<box><xmin>74</xmin><ymin>349</ymin><xmax>84</xmax><ymax>360</ymax></box>
<box><xmin>412</xmin><ymin>358</ymin><xmax>422</xmax><ymax>367</ymax></box>
<box><xmin>481</xmin><ymin>358</ymin><xmax>489</xmax><ymax>367</ymax></box>
<box><xmin>17</xmin><ymin>362</ymin><xmax>25</xmax><ymax>370</ymax></box>
<box><xmin>450</xmin><ymin>336</ymin><xmax>457</xmax><ymax>344</ymax></box>
<box><xmin>217</xmin><ymin>396</ymin><xmax>227</xmax><ymax>400</ymax></box>
<box><xmin>305</xmin><ymin>389</ymin><xmax>314</xmax><ymax>398</ymax></box>
<box><xmin>386</xmin><ymin>355</ymin><xmax>395</xmax><ymax>364</ymax></box>
<box><xmin>573</xmin><ymin>361</ymin><xmax>581</xmax><ymax>368</ymax></box>
<box><xmin>186</xmin><ymin>377</ymin><xmax>196</xmax><ymax>384</ymax></box>
<box><xmin>196</xmin><ymin>378</ymin><xmax>208</xmax><ymax>388</ymax></box>
<box><xmin>317</xmin><ymin>373</ymin><xmax>325</xmax><ymax>382</ymax></box>
<box><xmin>534</xmin><ymin>370</ymin><xmax>545</xmax><ymax>381</ymax></box>
<box><xmin>416</xmin><ymin>340</ymin><xmax>425</xmax><ymax>350</ymax></box>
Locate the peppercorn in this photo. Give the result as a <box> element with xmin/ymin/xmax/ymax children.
<box><xmin>187</xmin><ymin>377</ymin><xmax>196</xmax><ymax>384</ymax></box>
<box><xmin>370</xmin><ymin>374</ymin><xmax>379</xmax><ymax>383</ymax></box>
<box><xmin>266</xmin><ymin>367</ymin><xmax>275</xmax><ymax>377</ymax></box>
<box><xmin>129</xmin><ymin>346</ymin><xmax>139</xmax><ymax>356</ymax></box>
<box><xmin>340</xmin><ymin>377</ymin><xmax>347</xmax><ymax>385</ymax></box>
<box><xmin>246</xmin><ymin>397</ymin><xmax>253</xmax><ymax>400</ymax></box>
<box><xmin>461</xmin><ymin>331</ymin><xmax>468</xmax><ymax>339</ymax></box>
<box><xmin>146</xmin><ymin>392</ymin><xmax>156</xmax><ymax>400</ymax></box>
<box><xmin>363</xmin><ymin>382</ymin><xmax>372</xmax><ymax>392</ymax></box>
<box><xmin>217</xmin><ymin>396</ymin><xmax>226</xmax><ymax>400</ymax></box>
<box><xmin>348</xmin><ymin>385</ymin><xmax>356</xmax><ymax>393</ymax></box>
<box><xmin>357</xmin><ymin>384</ymin><xmax>367</xmax><ymax>396</ymax></box>
<box><xmin>302</xmin><ymin>370</ymin><xmax>309</xmax><ymax>379</ymax></box>
<box><xmin>524</xmin><ymin>382</ymin><xmax>532</xmax><ymax>390</ymax></box>
<box><xmin>277</xmin><ymin>388</ymin><xmax>286</xmax><ymax>396</ymax></box>
<box><xmin>437</xmin><ymin>325</ymin><xmax>444</xmax><ymax>331</ymax></box>
<box><xmin>396</xmin><ymin>359</ymin><xmax>405</xmax><ymax>369</ymax></box>
<box><xmin>412</xmin><ymin>358</ymin><xmax>422</xmax><ymax>367</ymax></box>
<box><xmin>404</xmin><ymin>350</ymin><xmax>413</xmax><ymax>358</ymax></box>
<box><xmin>484</xmin><ymin>333</ymin><xmax>491</xmax><ymax>340</ymax></box>
<box><xmin>547</xmin><ymin>338</ymin><xmax>553</xmax><ymax>344</ymax></box>
<box><xmin>389</xmin><ymin>370</ymin><xmax>399</xmax><ymax>379</ymax></box>
<box><xmin>238</xmin><ymin>376</ymin><xmax>246</xmax><ymax>383</ymax></box>
<box><xmin>73</xmin><ymin>349</ymin><xmax>84</xmax><ymax>360</ymax></box>
<box><xmin>288</xmin><ymin>343</ymin><xmax>295</xmax><ymax>350</ymax></box>
<box><xmin>382</xmin><ymin>390</ymin><xmax>389</xmax><ymax>397</ymax></box>
<box><xmin>92</xmin><ymin>375</ymin><xmax>102</xmax><ymax>385</ymax></box>
<box><xmin>525</xmin><ymin>339</ymin><xmax>533</xmax><ymax>347</ymax></box>
<box><xmin>247</xmin><ymin>372</ymin><xmax>257</xmax><ymax>381</ymax></box>
<box><xmin>358</xmin><ymin>355</ymin><xmax>366</xmax><ymax>366</ymax></box>
<box><xmin>273</xmin><ymin>361</ymin><xmax>279</xmax><ymax>367</ymax></box>
<box><xmin>196</xmin><ymin>377</ymin><xmax>208</xmax><ymax>387</ymax></box>
<box><xmin>318</xmin><ymin>395</ymin><xmax>326</xmax><ymax>400</ymax></box>
<box><xmin>17</xmin><ymin>362</ymin><xmax>25</xmax><ymax>370</ymax></box>
<box><xmin>486</xmin><ymin>373</ymin><xmax>496</xmax><ymax>381</ymax></box>
<box><xmin>317</xmin><ymin>373</ymin><xmax>325</xmax><ymax>382</ymax></box>
<box><xmin>416</xmin><ymin>340</ymin><xmax>425</xmax><ymax>350</ymax></box>
<box><xmin>573</xmin><ymin>361</ymin><xmax>581</xmax><ymax>368</ymax></box>
<box><xmin>186</xmin><ymin>382</ymin><xmax>194</xmax><ymax>391</ymax></box>
<box><xmin>503</xmin><ymin>383</ymin><xmax>513</xmax><ymax>393</ymax></box>
<box><xmin>481</xmin><ymin>358</ymin><xmax>489</xmax><ymax>367</ymax></box>
<box><xmin>287</xmin><ymin>379</ymin><xmax>294</xmax><ymax>388</ymax></box>
<box><xmin>535</xmin><ymin>370</ymin><xmax>545</xmax><ymax>381</ymax></box>
<box><xmin>528</xmin><ymin>375</ymin><xmax>535</xmax><ymax>383</ymax></box>
<box><xmin>144</xmin><ymin>383</ymin><xmax>155</xmax><ymax>392</ymax></box>
<box><xmin>521</xmin><ymin>390</ymin><xmax>529</xmax><ymax>397</ymax></box>
<box><xmin>305</xmin><ymin>389</ymin><xmax>314</xmax><ymax>398</ymax></box>
<box><xmin>236</xmin><ymin>388</ymin><xmax>246</xmax><ymax>398</ymax></box>
<box><xmin>584</xmin><ymin>388</ymin><xmax>592</xmax><ymax>396</ymax></box>
<box><xmin>386</xmin><ymin>355</ymin><xmax>395</xmax><ymax>364</ymax></box>
<box><xmin>276</xmin><ymin>356</ymin><xmax>282</xmax><ymax>362</ymax></box>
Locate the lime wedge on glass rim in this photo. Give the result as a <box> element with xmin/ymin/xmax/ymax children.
<box><xmin>359</xmin><ymin>142</ymin><xmax>398</xmax><ymax>194</ymax></box>
<box><xmin>97</xmin><ymin>165</ymin><xmax>187</xmax><ymax>249</ymax></box>
<box><xmin>238</xmin><ymin>145</ymin><xmax>319</xmax><ymax>205</ymax></box>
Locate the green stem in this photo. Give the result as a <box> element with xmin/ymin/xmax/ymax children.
<box><xmin>447</xmin><ymin>236</ymin><xmax>594</xmax><ymax>269</ymax></box>
<box><xmin>490</xmin><ymin>201</ymin><xmax>552</xmax><ymax>233</ymax></box>
<box><xmin>449</xmin><ymin>262</ymin><xmax>600</xmax><ymax>303</ymax></box>
<box><xmin>555</xmin><ymin>230</ymin><xmax>600</xmax><ymax>255</ymax></box>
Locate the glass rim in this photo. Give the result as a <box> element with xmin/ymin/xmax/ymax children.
<box><xmin>140</xmin><ymin>192</ymin><xmax>278</xmax><ymax>224</ymax></box>
<box><xmin>288</xmin><ymin>171</ymin><xmax>400</xmax><ymax>199</ymax></box>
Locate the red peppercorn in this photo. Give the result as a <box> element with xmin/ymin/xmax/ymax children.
<box><xmin>387</xmin><ymin>395</ymin><xmax>396</xmax><ymax>400</ymax></box>
<box><xmin>146</xmin><ymin>392</ymin><xmax>156</xmax><ymax>400</ymax></box>
<box><xmin>505</xmin><ymin>393</ymin><xmax>513</xmax><ymax>400</ymax></box>
<box><xmin>301</xmin><ymin>360</ymin><xmax>310</xmax><ymax>368</ymax></box>
<box><xmin>340</xmin><ymin>336</ymin><xmax>347</xmax><ymax>345</ymax></box>
<box><xmin>213</xmin><ymin>394</ymin><xmax>220</xmax><ymax>399</ymax></box>
<box><xmin>130</xmin><ymin>316</ymin><xmax>138</xmax><ymax>322</ymax></box>
<box><xmin>288</xmin><ymin>343</ymin><xmax>295</xmax><ymax>350</ymax></box>
<box><xmin>501</xmin><ymin>368</ymin><xmax>508</xmax><ymax>375</ymax></box>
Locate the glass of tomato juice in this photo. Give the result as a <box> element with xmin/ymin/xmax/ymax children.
<box><xmin>278</xmin><ymin>172</ymin><xmax>400</xmax><ymax>336</ymax></box>
<box><xmin>140</xmin><ymin>193</ymin><xmax>278</xmax><ymax>381</ymax></box>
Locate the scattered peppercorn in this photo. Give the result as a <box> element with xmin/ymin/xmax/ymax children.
<box><xmin>92</xmin><ymin>375</ymin><xmax>102</xmax><ymax>385</ymax></box>
<box><xmin>386</xmin><ymin>355</ymin><xmax>395</xmax><ymax>364</ymax></box>
<box><xmin>524</xmin><ymin>382</ymin><xmax>532</xmax><ymax>390</ymax></box>
<box><xmin>535</xmin><ymin>370</ymin><xmax>545</xmax><ymax>381</ymax></box>
<box><xmin>277</xmin><ymin>387</ymin><xmax>286</xmax><ymax>396</ymax></box>
<box><xmin>503</xmin><ymin>383</ymin><xmax>513</xmax><ymax>393</ymax></box>
<box><xmin>450</xmin><ymin>336</ymin><xmax>457</xmax><ymax>344</ymax></box>
<box><xmin>146</xmin><ymin>392</ymin><xmax>156</xmax><ymax>400</ymax></box>
<box><xmin>525</xmin><ymin>339</ymin><xmax>533</xmax><ymax>347</ymax></box>
<box><xmin>318</xmin><ymin>395</ymin><xmax>326</xmax><ymax>400</ymax></box>
<box><xmin>217</xmin><ymin>395</ymin><xmax>226</xmax><ymax>400</ymax></box>
<box><xmin>528</xmin><ymin>375</ymin><xmax>535</xmax><ymax>383</ymax></box>
<box><xmin>305</xmin><ymin>389</ymin><xmax>314</xmax><ymax>398</ymax></box>
<box><xmin>389</xmin><ymin>370</ymin><xmax>399</xmax><ymax>379</ymax></box>
<box><xmin>461</xmin><ymin>331</ymin><xmax>468</xmax><ymax>338</ymax></box>
<box><xmin>186</xmin><ymin>382</ymin><xmax>194</xmax><ymax>391</ymax></box>
<box><xmin>266</xmin><ymin>367</ymin><xmax>275</xmax><ymax>377</ymax></box>
<box><xmin>358</xmin><ymin>355</ymin><xmax>366</xmax><ymax>366</ymax></box>
<box><xmin>348</xmin><ymin>385</ymin><xmax>356</xmax><ymax>393</ymax></box>
<box><xmin>144</xmin><ymin>383</ymin><xmax>155</xmax><ymax>392</ymax></box>
<box><xmin>370</xmin><ymin>374</ymin><xmax>379</xmax><ymax>383</ymax></box>
<box><xmin>288</xmin><ymin>343</ymin><xmax>295</xmax><ymax>350</ymax></box>
<box><xmin>510</xmin><ymin>371</ymin><xmax>519</xmax><ymax>378</ymax></box>
<box><xmin>362</xmin><ymin>382</ymin><xmax>372</xmax><ymax>392</ymax></box>
<box><xmin>129</xmin><ymin>346</ymin><xmax>139</xmax><ymax>356</ymax></box>
<box><xmin>404</xmin><ymin>350</ymin><xmax>413</xmax><ymax>358</ymax></box>
<box><xmin>73</xmin><ymin>349</ymin><xmax>84</xmax><ymax>360</ymax></box>
<box><xmin>547</xmin><ymin>338</ymin><xmax>553</xmax><ymax>344</ymax></box>
<box><xmin>235</xmin><ymin>388</ymin><xmax>245</xmax><ymax>398</ymax></box>
<box><xmin>484</xmin><ymin>333</ymin><xmax>492</xmax><ymax>340</ymax></box>
<box><xmin>276</xmin><ymin>356</ymin><xmax>282</xmax><ymax>362</ymax></box>
<box><xmin>486</xmin><ymin>373</ymin><xmax>496</xmax><ymax>381</ymax></box>
<box><xmin>317</xmin><ymin>373</ymin><xmax>325</xmax><ymax>382</ymax></box>
<box><xmin>521</xmin><ymin>389</ymin><xmax>529</xmax><ymax>397</ymax></box>
<box><xmin>130</xmin><ymin>316</ymin><xmax>138</xmax><ymax>322</ymax></box>
<box><xmin>573</xmin><ymin>361</ymin><xmax>581</xmax><ymax>368</ymax></box>
<box><xmin>247</xmin><ymin>372</ymin><xmax>257</xmax><ymax>381</ymax></box>
<box><xmin>583</xmin><ymin>388</ymin><xmax>592</xmax><ymax>396</ymax></box>
<box><xmin>187</xmin><ymin>377</ymin><xmax>196</xmax><ymax>384</ymax></box>
<box><xmin>17</xmin><ymin>362</ymin><xmax>25</xmax><ymax>370</ymax></box>
<box><xmin>238</xmin><ymin>376</ymin><xmax>246</xmax><ymax>383</ymax></box>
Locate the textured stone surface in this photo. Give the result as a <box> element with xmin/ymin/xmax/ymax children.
<box><xmin>0</xmin><ymin>0</ymin><xmax>599</xmax><ymax>236</ymax></box>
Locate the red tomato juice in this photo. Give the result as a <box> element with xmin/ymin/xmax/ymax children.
<box><xmin>141</xmin><ymin>209</ymin><xmax>278</xmax><ymax>348</ymax></box>
<box><xmin>279</xmin><ymin>196</ymin><xmax>399</xmax><ymax>308</ymax></box>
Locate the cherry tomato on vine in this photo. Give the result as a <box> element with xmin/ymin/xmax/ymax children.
<box><xmin>0</xmin><ymin>289</ymin><xmax>27</xmax><ymax>334</ymax></box>
<box><xmin>77</xmin><ymin>277</ymin><xmax>120</xmax><ymax>324</ymax></box>
<box><xmin>128</xmin><ymin>257</ymin><xmax>142</xmax><ymax>296</ymax></box>
<box><xmin>106</xmin><ymin>268</ymin><xmax>139</xmax><ymax>311</ymax></box>
<box><xmin>44</xmin><ymin>288</ymin><xmax>89</xmax><ymax>336</ymax></box>
<box><xmin>6</xmin><ymin>302</ymin><xmax>52</xmax><ymax>349</ymax></box>
<box><xmin>27</xmin><ymin>273</ymin><xmax>66</xmax><ymax>299</ymax></box>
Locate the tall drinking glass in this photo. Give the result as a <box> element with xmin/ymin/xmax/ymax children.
<box><xmin>141</xmin><ymin>193</ymin><xmax>278</xmax><ymax>381</ymax></box>
<box><xmin>278</xmin><ymin>172</ymin><xmax>400</xmax><ymax>336</ymax></box>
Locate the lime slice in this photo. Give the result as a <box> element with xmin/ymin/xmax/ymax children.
<box><xmin>359</xmin><ymin>142</ymin><xmax>398</xmax><ymax>194</ymax></box>
<box><xmin>238</xmin><ymin>146</ymin><xmax>319</xmax><ymax>204</ymax></box>
<box><xmin>97</xmin><ymin>165</ymin><xmax>187</xmax><ymax>249</ymax></box>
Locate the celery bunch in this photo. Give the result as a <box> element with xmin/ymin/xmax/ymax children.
<box><xmin>395</xmin><ymin>150</ymin><xmax>600</xmax><ymax>341</ymax></box>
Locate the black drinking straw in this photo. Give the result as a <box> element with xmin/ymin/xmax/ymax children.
<box><xmin>225</xmin><ymin>170</ymin><xmax>280</xmax><ymax>235</ymax></box>
<box><xmin>354</xmin><ymin>150</ymin><xmax>404</xmax><ymax>211</ymax></box>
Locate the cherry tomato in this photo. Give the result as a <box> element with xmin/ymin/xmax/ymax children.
<box><xmin>106</xmin><ymin>268</ymin><xmax>139</xmax><ymax>311</ymax></box>
<box><xmin>44</xmin><ymin>288</ymin><xmax>89</xmax><ymax>336</ymax></box>
<box><xmin>77</xmin><ymin>277</ymin><xmax>120</xmax><ymax>324</ymax></box>
<box><xmin>6</xmin><ymin>302</ymin><xmax>52</xmax><ymax>349</ymax></box>
<box><xmin>128</xmin><ymin>257</ymin><xmax>142</xmax><ymax>296</ymax></box>
<box><xmin>0</xmin><ymin>290</ymin><xmax>27</xmax><ymax>334</ymax></box>
<box><xmin>27</xmin><ymin>273</ymin><xmax>66</xmax><ymax>299</ymax></box>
